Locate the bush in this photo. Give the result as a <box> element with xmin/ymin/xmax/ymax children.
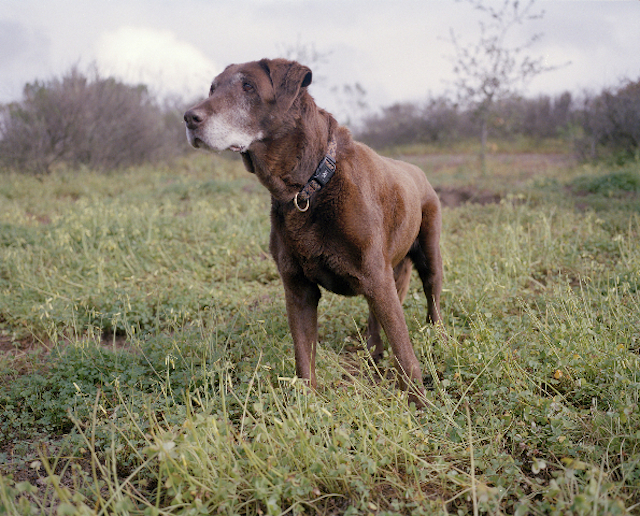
<box><xmin>576</xmin><ymin>78</ymin><xmax>640</xmax><ymax>161</ymax></box>
<box><xmin>570</xmin><ymin>167</ymin><xmax>640</xmax><ymax>195</ymax></box>
<box><xmin>358</xmin><ymin>97</ymin><xmax>467</xmax><ymax>149</ymax></box>
<box><xmin>0</xmin><ymin>67</ymin><xmax>188</xmax><ymax>173</ymax></box>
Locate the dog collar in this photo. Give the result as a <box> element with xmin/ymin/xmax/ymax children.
<box><xmin>293</xmin><ymin>135</ymin><xmax>337</xmax><ymax>212</ymax></box>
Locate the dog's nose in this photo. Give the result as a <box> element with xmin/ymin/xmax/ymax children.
<box><xmin>184</xmin><ymin>109</ymin><xmax>203</xmax><ymax>129</ymax></box>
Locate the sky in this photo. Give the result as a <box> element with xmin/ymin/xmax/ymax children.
<box><xmin>1</xmin><ymin>0</ymin><xmax>639</xmax><ymax>123</ymax></box>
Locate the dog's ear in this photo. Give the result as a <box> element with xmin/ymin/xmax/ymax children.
<box><xmin>260</xmin><ymin>59</ymin><xmax>312</xmax><ymax>110</ymax></box>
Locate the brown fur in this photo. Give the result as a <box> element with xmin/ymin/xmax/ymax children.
<box><xmin>184</xmin><ymin>58</ymin><xmax>443</xmax><ymax>406</ymax></box>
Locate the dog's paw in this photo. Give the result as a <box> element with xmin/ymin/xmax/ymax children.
<box><xmin>407</xmin><ymin>384</ymin><xmax>428</xmax><ymax>410</ymax></box>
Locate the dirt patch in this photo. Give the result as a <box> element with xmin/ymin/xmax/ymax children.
<box><xmin>487</xmin><ymin>152</ymin><xmax>574</xmax><ymax>169</ymax></box>
<box><xmin>404</xmin><ymin>152</ymin><xmax>576</xmax><ymax>191</ymax></box>
<box><xmin>435</xmin><ymin>186</ymin><xmax>501</xmax><ymax>208</ymax></box>
<box><xmin>0</xmin><ymin>334</ymin><xmax>43</xmax><ymax>361</ymax></box>
<box><xmin>407</xmin><ymin>152</ymin><xmax>574</xmax><ymax>174</ymax></box>
<box><xmin>0</xmin><ymin>334</ymin><xmax>16</xmax><ymax>353</ymax></box>
<box><xmin>400</xmin><ymin>153</ymin><xmax>577</xmax><ymax>208</ymax></box>
<box><xmin>0</xmin><ymin>332</ymin><xmax>132</xmax><ymax>356</ymax></box>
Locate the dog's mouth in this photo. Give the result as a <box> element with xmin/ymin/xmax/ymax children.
<box><xmin>186</xmin><ymin>130</ymin><xmax>205</xmax><ymax>150</ymax></box>
<box><xmin>192</xmin><ymin>139</ymin><xmax>244</xmax><ymax>153</ymax></box>
<box><xmin>186</xmin><ymin>124</ymin><xmax>253</xmax><ymax>153</ymax></box>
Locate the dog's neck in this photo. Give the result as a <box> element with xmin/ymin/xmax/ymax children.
<box><xmin>242</xmin><ymin>96</ymin><xmax>337</xmax><ymax>204</ymax></box>
<box><xmin>293</xmin><ymin>135</ymin><xmax>337</xmax><ymax>212</ymax></box>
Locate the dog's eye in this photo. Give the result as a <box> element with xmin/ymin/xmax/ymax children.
<box><xmin>242</xmin><ymin>82</ymin><xmax>255</xmax><ymax>93</ymax></box>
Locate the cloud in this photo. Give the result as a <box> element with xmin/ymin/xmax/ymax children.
<box><xmin>95</xmin><ymin>26</ymin><xmax>217</xmax><ymax>100</ymax></box>
<box><xmin>0</xmin><ymin>20</ymin><xmax>52</xmax><ymax>100</ymax></box>
<box><xmin>2</xmin><ymin>0</ymin><xmax>639</xmax><ymax>107</ymax></box>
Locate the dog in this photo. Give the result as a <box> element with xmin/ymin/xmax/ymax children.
<box><xmin>184</xmin><ymin>58</ymin><xmax>443</xmax><ymax>406</ymax></box>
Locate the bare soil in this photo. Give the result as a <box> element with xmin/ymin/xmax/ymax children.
<box><xmin>407</xmin><ymin>152</ymin><xmax>575</xmax><ymax>175</ymax></box>
<box><xmin>435</xmin><ymin>185</ymin><xmax>502</xmax><ymax>207</ymax></box>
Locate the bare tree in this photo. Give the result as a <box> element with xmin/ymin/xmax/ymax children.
<box><xmin>330</xmin><ymin>82</ymin><xmax>369</xmax><ymax>130</ymax></box>
<box><xmin>449</xmin><ymin>0</ymin><xmax>566</xmax><ymax>171</ymax></box>
<box><xmin>276</xmin><ymin>39</ymin><xmax>331</xmax><ymax>84</ymax></box>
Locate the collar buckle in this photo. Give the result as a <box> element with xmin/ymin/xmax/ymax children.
<box><xmin>294</xmin><ymin>136</ymin><xmax>337</xmax><ymax>212</ymax></box>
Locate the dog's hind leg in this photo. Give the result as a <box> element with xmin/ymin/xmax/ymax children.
<box><xmin>409</xmin><ymin>207</ymin><xmax>443</xmax><ymax>325</ymax></box>
<box><xmin>365</xmin><ymin>257</ymin><xmax>413</xmax><ymax>361</ymax></box>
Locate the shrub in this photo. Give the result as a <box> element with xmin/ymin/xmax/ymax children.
<box><xmin>358</xmin><ymin>97</ymin><xmax>467</xmax><ymax>149</ymax></box>
<box><xmin>0</xmin><ymin>67</ymin><xmax>188</xmax><ymax>173</ymax></box>
<box><xmin>570</xmin><ymin>167</ymin><xmax>640</xmax><ymax>195</ymax></box>
<box><xmin>577</xmin><ymin>78</ymin><xmax>640</xmax><ymax>161</ymax></box>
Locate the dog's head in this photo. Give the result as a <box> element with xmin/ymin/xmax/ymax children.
<box><xmin>184</xmin><ymin>58</ymin><xmax>312</xmax><ymax>154</ymax></box>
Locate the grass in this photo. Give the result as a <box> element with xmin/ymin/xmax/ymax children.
<box><xmin>0</xmin><ymin>147</ymin><xmax>639</xmax><ymax>514</ymax></box>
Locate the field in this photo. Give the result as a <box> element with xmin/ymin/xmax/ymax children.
<box><xmin>1</xmin><ymin>145</ymin><xmax>639</xmax><ymax>515</ymax></box>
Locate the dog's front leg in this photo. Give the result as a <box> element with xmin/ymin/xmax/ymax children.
<box><xmin>282</xmin><ymin>276</ymin><xmax>322</xmax><ymax>388</ymax></box>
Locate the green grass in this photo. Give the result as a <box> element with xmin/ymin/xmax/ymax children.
<box><xmin>0</xmin><ymin>149</ymin><xmax>639</xmax><ymax>514</ymax></box>
<box><xmin>571</xmin><ymin>168</ymin><xmax>640</xmax><ymax>195</ymax></box>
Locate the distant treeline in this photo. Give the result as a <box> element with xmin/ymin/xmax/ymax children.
<box><xmin>358</xmin><ymin>79</ymin><xmax>640</xmax><ymax>162</ymax></box>
<box><xmin>1</xmin><ymin>67</ymin><xmax>639</xmax><ymax>173</ymax></box>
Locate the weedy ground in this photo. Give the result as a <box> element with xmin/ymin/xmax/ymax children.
<box><xmin>0</xmin><ymin>143</ymin><xmax>639</xmax><ymax>515</ymax></box>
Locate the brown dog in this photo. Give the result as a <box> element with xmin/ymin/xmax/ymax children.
<box><xmin>184</xmin><ymin>58</ymin><xmax>443</xmax><ymax>406</ymax></box>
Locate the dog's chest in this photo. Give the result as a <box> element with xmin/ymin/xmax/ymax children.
<box><xmin>274</xmin><ymin>214</ymin><xmax>361</xmax><ymax>296</ymax></box>
<box><xmin>300</xmin><ymin>255</ymin><xmax>358</xmax><ymax>296</ymax></box>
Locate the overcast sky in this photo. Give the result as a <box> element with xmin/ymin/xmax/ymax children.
<box><xmin>1</xmin><ymin>0</ymin><xmax>639</xmax><ymax>121</ymax></box>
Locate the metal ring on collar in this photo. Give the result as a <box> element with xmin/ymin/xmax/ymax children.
<box><xmin>293</xmin><ymin>192</ymin><xmax>310</xmax><ymax>212</ymax></box>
